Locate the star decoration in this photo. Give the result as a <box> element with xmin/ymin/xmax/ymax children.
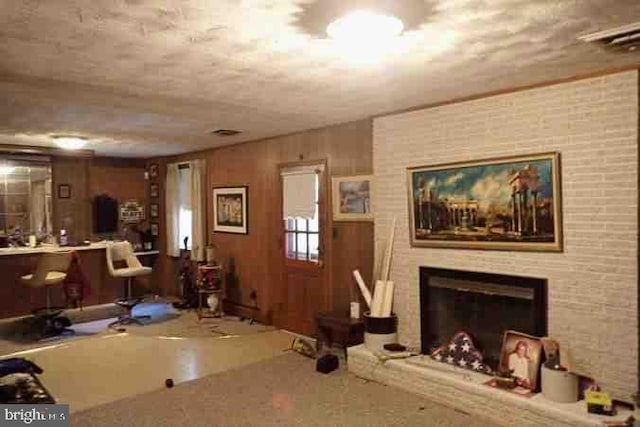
<box><xmin>429</xmin><ymin>331</ymin><xmax>492</xmax><ymax>375</ymax></box>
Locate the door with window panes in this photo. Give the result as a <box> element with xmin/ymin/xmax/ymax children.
<box><xmin>281</xmin><ymin>162</ymin><xmax>327</xmax><ymax>336</ymax></box>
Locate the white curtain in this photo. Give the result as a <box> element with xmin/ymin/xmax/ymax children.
<box><xmin>165</xmin><ymin>163</ymin><xmax>180</xmax><ymax>257</ymax></box>
<box><xmin>190</xmin><ymin>159</ymin><xmax>206</xmax><ymax>262</ymax></box>
<box><xmin>282</xmin><ymin>164</ymin><xmax>323</xmax><ymax>219</ymax></box>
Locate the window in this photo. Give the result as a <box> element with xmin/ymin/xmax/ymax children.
<box><xmin>282</xmin><ymin>167</ymin><xmax>321</xmax><ymax>262</ymax></box>
<box><xmin>177</xmin><ymin>164</ymin><xmax>192</xmax><ymax>249</ymax></box>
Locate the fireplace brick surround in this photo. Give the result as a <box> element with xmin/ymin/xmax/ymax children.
<box><xmin>372</xmin><ymin>71</ymin><xmax>638</xmax><ymax>400</ymax></box>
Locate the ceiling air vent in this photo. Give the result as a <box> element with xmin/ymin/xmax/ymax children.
<box><xmin>211</xmin><ymin>129</ymin><xmax>241</xmax><ymax>137</ymax></box>
<box><xmin>578</xmin><ymin>22</ymin><xmax>640</xmax><ymax>52</ymax></box>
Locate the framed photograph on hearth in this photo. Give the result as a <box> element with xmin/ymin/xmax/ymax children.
<box><xmin>213</xmin><ymin>186</ymin><xmax>248</xmax><ymax>234</ymax></box>
<box><xmin>499</xmin><ymin>331</ymin><xmax>543</xmax><ymax>392</ymax></box>
<box><xmin>407</xmin><ymin>152</ymin><xmax>562</xmax><ymax>252</ymax></box>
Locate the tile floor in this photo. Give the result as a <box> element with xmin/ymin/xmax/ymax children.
<box><xmin>0</xmin><ymin>303</ymin><xmax>295</xmax><ymax>413</ymax></box>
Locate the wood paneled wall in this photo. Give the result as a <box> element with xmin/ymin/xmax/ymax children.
<box><xmin>51</xmin><ymin>156</ymin><xmax>147</xmax><ymax>241</ymax></box>
<box><xmin>154</xmin><ymin>119</ymin><xmax>374</xmax><ymax>328</ymax></box>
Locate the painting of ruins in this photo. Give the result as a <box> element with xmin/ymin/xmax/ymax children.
<box><xmin>407</xmin><ymin>153</ymin><xmax>562</xmax><ymax>251</ymax></box>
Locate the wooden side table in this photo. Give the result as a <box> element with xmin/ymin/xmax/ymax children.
<box><xmin>315</xmin><ymin>311</ymin><xmax>364</xmax><ymax>358</ymax></box>
<box><xmin>196</xmin><ymin>264</ymin><xmax>224</xmax><ymax>320</ymax></box>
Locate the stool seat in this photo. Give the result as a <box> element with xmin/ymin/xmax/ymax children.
<box><xmin>110</xmin><ymin>266</ymin><xmax>152</xmax><ymax>278</ymax></box>
<box><xmin>21</xmin><ymin>272</ymin><xmax>67</xmax><ymax>287</ymax></box>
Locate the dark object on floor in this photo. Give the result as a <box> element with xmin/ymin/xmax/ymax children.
<box><xmin>291</xmin><ymin>337</ymin><xmax>316</xmax><ymax>359</ymax></box>
<box><xmin>165</xmin><ymin>378</ymin><xmax>174</xmax><ymax>388</ymax></box>
<box><xmin>384</xmin><ymin>343</ymin><xmax>407</xmax><ymax>352</ymax></box>
<box><xmin>0</xmin><ymin>358</ymin><xmax>54</xmax><ymax>404</ymax></box>
<box><xmin>315</xmin><ymin>311</ymin><xmax>364</xmax><ymax>358</ymax></box>
<box><xmin>316</xmin><ymin>354</ymin><xmax>339</xmax><ymax>374</ymax></box>
<box><xmin>0</xmin><ymin>358</ymin><xmax>43</xmax><ymax>377</ymax></box>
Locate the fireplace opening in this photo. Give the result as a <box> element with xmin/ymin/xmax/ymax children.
<box><xmin>420</xmin><ymin>267</ymin><xmax>547</xmax><ymax>370</ymax></box>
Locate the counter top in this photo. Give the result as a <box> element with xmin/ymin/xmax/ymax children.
<box><xmin>0</xmin><ymin>242</ymin><xmax>159</xmax><ymax>257</ymax></box>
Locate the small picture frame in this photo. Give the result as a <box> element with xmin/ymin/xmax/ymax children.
<box><xmin>150</xmin><ymin>222</ymin><xmax>159</xmax><ymax>237</ymax></box>
<box><xmin>149</xmin><ymin>163</ymin><xmax>159</xmax><ymax>179</ymax></box>
<box><xmin>332</xmin><ymin>175</ymin><xmax>373</xmax><ymax>222</ymax></box>
<box><xmin>150</xmin><ymin>183</ymin><xmax>159</xmax><ymax>199</ymax></box>
<box><xmin>150</xmin><ymin>203</ymin><xmax>159</xmax><ymax>218</ymax></box>
<box><xmin>57</xmin><ymin>184</ymin><xmax>71</xmax><ymax>199</ymax></box>
<box><xmin>500</xmin><ymin>331</ymin><xmax>543</xmax><ymax>392</ymax></box>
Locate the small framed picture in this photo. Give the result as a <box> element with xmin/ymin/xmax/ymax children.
<box><xmin>213</xmin><ymin>186</ymin><xmax>248</xmax><ymax>234</ymax></box>
<box><xmin>150</xmin><ymin>183</ymin><xmax>159</xmax><ymax>199</ymax></box>
<box><xmin>149</xmin><ymin>163</ymin><xmax>159</xmax><ymax>179</ymax></box>
<box><xmin>332</xmin><ymin>175</ymin><xmax>373</xmax><ymax>222</ymax></box>
<box><xmin>58</xmin><ymin>184</ymin><xmax>71</xmax><ymax>199</ymax></box>
<box><xmin>150</xmin><ymin>203</ymin><xmax>159</xmax><ymax>218</ymax></box>
<box><xmin>500</xmin><ymin>331</ymin><xmax>543</xmax><ymax>392</ymax></box>
<box><xmin>150</xmin><ymin>223</ymin><xmax>159</xmax><ymax>237</ymax></box>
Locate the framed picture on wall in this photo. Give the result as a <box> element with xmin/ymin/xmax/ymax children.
<box><xmin>150</xmin><ymin>203</ymin><xmax>159</xmax><ymax>218</ymax></box>
<box><xmin>149</xmin><ymin>163</ymin><xmax>159</xmax><ymax>179</ymax></box>
<box><xmin>407</xmin><ymin>152</ymin><xmax>562</xmax><ymax>252</ymax></box>
<box><xmin>150</xmin><ymin>183</ymin><xmax>159</xmax><ymax>199</ymax></box>
<box><xmin>332</xmin><ymin>175</ymin><xmax>373</xmax><ymax>222</ymax></box>
<box><xmin>57</xmin><ymin>184</ymin><xmax>71</xmax><ymax>199</ymax></box>
<box><xmin>213</xmin><ymin>186</ymin><xmax>248</xmax><ymax>234</ymax></box>
<box><xmin>150</xmin><ymin>222</ymin><xmax>159</xmax><ymax>237</ymax></box>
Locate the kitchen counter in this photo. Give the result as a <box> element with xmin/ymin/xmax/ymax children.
<box><xmin>0</xmin><ymin>242</ymin><xmax>159</xmax><ymax>257</ymax></box>
<box><xmin>0</xmin><ymin>242</ymin><xmax>160</xmax><ymax>319</ymax></box>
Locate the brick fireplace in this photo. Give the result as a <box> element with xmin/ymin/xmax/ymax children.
<box><xmin>372</xmin><ymin>70</ymin><xmax>638</xmax><ymax>400</ymax></box>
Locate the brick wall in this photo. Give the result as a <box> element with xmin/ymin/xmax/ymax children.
<box><xmin>372</xmin><ymin>71</ymin><xmax>638</xmax><ymax>399</ymax></box>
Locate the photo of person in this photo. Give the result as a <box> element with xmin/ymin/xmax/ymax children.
<box><xmin>500</xmin><ymin>331</ymin><xmax>542</xmax><ymax>391</ymax></box>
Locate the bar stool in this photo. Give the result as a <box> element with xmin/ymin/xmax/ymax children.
<box><xmin>106</xmin><ymin>241</ymin><xmax>152</xmax><ymax>329</ymax></box>
<box><xmin>21</xmin><ymin>251</ymin><xmax>73</xmax><ymax>337</ymax></box>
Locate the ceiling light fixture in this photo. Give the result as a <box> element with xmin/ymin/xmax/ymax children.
<box><xmin>0</xmin><ymin>165</ymin><xmax>15</xmax><ymax>175</ymax></box>
<box><xmin>326</xmin><ymin>10</ymin><xmax>404</xmax><ymax>44</ymax></box>
<box><xmin>53</xmin><ymin>136</ymin><xmax>87</xmax><ymax>150</ymax></box>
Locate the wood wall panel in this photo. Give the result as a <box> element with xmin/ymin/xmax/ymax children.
<box><xmin>154</xmin><ymin>119</ymin><xmax>374</xmax><ymax>332</ymax></box>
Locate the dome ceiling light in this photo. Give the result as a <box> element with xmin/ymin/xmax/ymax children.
<box><xmin>326</xmin><ymin>10</ymin><xmax>404</xmax><ymax>43</ymax></box>
<box><xmin>53</xmin><ymin>136</ymin><xmax>88</xmax><ymax>150</ymax></box>
<box><xmin>294</xmin><ymin>0</ymin><xmax>431</xmax><ymax>39</ymax></box>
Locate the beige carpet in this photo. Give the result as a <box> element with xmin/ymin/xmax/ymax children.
<box><xmin>71</xmin><ymin>352</ymin><xmax>497</xmax><ymax>427</ymax></box>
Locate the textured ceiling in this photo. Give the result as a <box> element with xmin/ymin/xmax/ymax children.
<box><xmin>1</xmin><ymin>0</ymin><xmax>640</xmax><ymax>157</ymax></box>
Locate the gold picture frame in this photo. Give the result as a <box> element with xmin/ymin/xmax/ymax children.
<box><xmin>407</xmin><ymin>152</ymin><xmax>562</xmax><ymax>252</ymax></box>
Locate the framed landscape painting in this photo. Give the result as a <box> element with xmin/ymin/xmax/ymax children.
<box><xmin>332</xmin><ymin>175</ymin><xmax>373</xmax><ymax>222</ymax></box>
<box><xmin>407</xmin><ymin>152</ymin><xmax>562</xmax><ymax>252</ymax></box>
<box><xmin>213</xmin><ymin>186</ymin><xmax>248</xmax><ymax>234</ymax></box>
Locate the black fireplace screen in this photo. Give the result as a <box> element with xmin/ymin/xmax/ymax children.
<box><xmin>420</xmin><ymin>267</ymin><xmax>547</xmax><ymax>370</ymax></box>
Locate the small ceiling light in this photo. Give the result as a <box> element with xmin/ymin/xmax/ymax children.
<box><xmin>53</xmin><ymin>136</ymin><xmax>87</xmax><ymax>150</ymax></box>
<box><xmin>0</xmin><ymin>165</ymin><xmax>15</xmax><ymax>175</ymax></box>
<box><xmin>327</xmin><ymin>10</ymin><xmax>404</xmax><ymax>44</ymax></box>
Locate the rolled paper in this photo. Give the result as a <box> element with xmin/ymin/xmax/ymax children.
<box><xmin>353</xmin><ymin>270</ymin><xmax>372</xmax><ymax>308</ymax></box>
<box><xmin>381</xmin><ymin>281</ymin><xmax>394</xmax><ymax>317</ymax></box>
<box><xmin>371</xmin><ymin>280</ymin><xmax>386</xmax><ymax>317</ymax></box>
<box><xmin>382</xmin><ymin>217</ymin><xmax>397</xmax><ymax>282</ymax></box>
<box><xmin>350</xmin><ymin>302</ymin><xmax>360</xmax><ymax>319</ymax></box>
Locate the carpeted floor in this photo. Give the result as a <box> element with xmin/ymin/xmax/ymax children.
<box><xmin>71</xmin><ymin>352</ymin><xmax>497</xmax><ymax>427</ymax></box>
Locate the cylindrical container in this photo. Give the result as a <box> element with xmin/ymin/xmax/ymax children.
<box><xmin>363</xmin><ymin>312</ymin><xmax>398</xmax><ymax>351</ymax></box>
<box><xmin>350</xmin><ymin>302</ymin><xmax>360</xmax><ymax>319</ymax></box>
<box><xmin>541</xmin><ymin>365</ymin><xmax>579</xmax><ymax>403</ymax></box>
<box><xmin>206</xmin><ymin>246</ymin><xmax>216</xmax><ymax>265</ymax></box>
<box><xmin>28</xmin><ymin>235</ymin><xmax>37</xmax><ymax>247</ymax></box>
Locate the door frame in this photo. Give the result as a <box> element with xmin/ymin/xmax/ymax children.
<box><xmin>277</xmin><ymin>158</ymin><xmax>331</xmax><ymax>332</ymax></box>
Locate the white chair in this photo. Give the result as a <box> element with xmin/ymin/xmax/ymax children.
<box><xmin>106</xmin><ymin>242</ymin><xmax>152</xmax><ymax>328</ymax></box>
<box><xmin>21</xmin><ymin>251</ymin><xmax>73</xmax><ymax>336</ymax></box>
